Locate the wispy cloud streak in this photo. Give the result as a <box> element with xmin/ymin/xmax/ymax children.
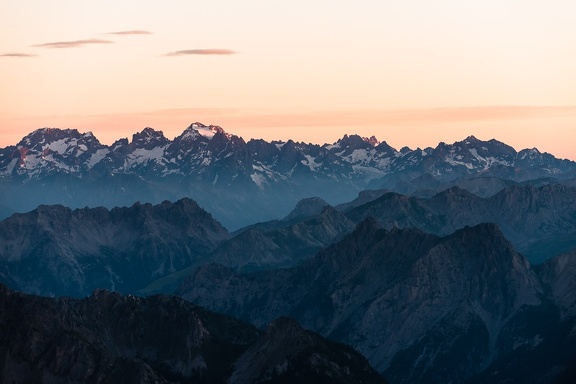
<box><xmin>104</xmin><ymin>30</ymin><xmax>152</xmax><ymax>35</ymax></box>
<box><xmin>0</xmin><ymin>53</ymin><xmax>37</xmax><ymax>57</ymax></box>
<box><xmin>31</xmin><ymin>39</ymin><xmax>113</xmax><ymax>49</ymax></box>
<box><xmin>164</xmin><ymin>49</ymin><xmax>236</xmax><ymax>56</ymax></box>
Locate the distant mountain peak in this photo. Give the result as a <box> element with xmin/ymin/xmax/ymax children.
<box><xmin>185</xmin><ymin>122</ymin><xmax>230</xmax><ymax>140</ymax></box>
<box><xmin>283</xmin><ymin>197</ymin><xmax>330</xmax><ymax>221</ymax></box>
<box><xmin>362</xmin><ymin>135</ymin><xmax>380</xmax><ymax>146</ymax></box>
<box><xmin>463</xmin><ymin>135</ymin><xmax>480</xmax><ymax>144</ymax></box>
<box><xmin>131</xmin><ymin>127</ymin><xmax>168</xmax><ymax>148</ymax></box>
<box><xmin>18</xmin><ymin>127</ymin><xmax>88</xmax><ymax>148</ymax></box>
<box><xmin>336</xmin><ymin>134</ymin><xmax>372</xmax><ymax>148</ymax></box>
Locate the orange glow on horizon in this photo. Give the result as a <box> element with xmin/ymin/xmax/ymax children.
<box><xmin>1</xmin><ymin>106</ymin><xmax>575</xmax><ymax>161</ymax></box>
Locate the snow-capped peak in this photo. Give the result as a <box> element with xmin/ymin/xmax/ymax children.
<box><xmin>195</xmin><ymin>124</ymin><xmax>229</xmax><ymax>140</ymax></box>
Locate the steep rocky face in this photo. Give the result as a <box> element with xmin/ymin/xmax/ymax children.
<box><xmin>0</xmin><ymin>198</ymin><xmax>230</xmax><ymax>297</ymax></box>
<box><xmin>538</xmin><ymin>250</ymin><xmax>576</xmax><ymax>318</ymax></box>
<box><xmin>177</xmin><ymin>220</ymin><xmax>576</xmax><ymax>383</ymax></box>
<box><xmin>345</xmin><ymin>184</ymin><xmax>576</xmax><ymax>263</ymax></box>
<box><xmin>1</xmin><ymin>126</ymin><xmax>575</xmax><ymax>230</ymax></box>
<box><xmin>209</xmin><ymin>205</ymin><xmax>356</xmax><ymax>271</ymax></box>
<box><xmin>0</xmin><ymin>285</ymin><xmax>386</xmax><ymax>384</ymax></box>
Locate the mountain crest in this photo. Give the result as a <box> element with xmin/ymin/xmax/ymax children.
<box><xmin>283</xmin><ymin>197</ymin><xmax>330</xmax><ymax>221</ymax></box>
<box><xmin>362</xmin><ymin>135</ymin><xmax>380</xmax><ymax>146</ymax></box>
<box><xmin>186</xmin><ymin>122</ymin><xmax>230</xmax><ymax>140</ymax></box>
<box><xmin>131</xmin><ymin>127</ymin><xmax>169</xmax><ymax>149</ymax></box>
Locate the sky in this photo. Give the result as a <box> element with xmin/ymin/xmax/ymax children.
<box><xmin>1</xmin><ymin>1</ymin><xmax>575</xmax><ymax>159</ymax></box>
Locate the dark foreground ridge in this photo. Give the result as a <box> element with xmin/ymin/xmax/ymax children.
<box><xmin>0</xmin><ymin>284</ymin><xmax>387</xmax><ymax>384</ymax></box>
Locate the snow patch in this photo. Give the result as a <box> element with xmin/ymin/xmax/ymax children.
<box><xmin>352</xmin><ymin>165</ymin><xmax>386</xmax><ymax>179</ymax></box>
<box><xmin>324</xmin><ymin>143</ymin><xmax>338</xmax><ymax>150</ymax></box>
<box><xmin>251</xmin><ymin>173</ymin><xmax>267</xmax><ymax>189</ymax></box>
<box><xmin>0</xmin><ymin>159</ymin><xmax>18</xmax><ymax>177</ymax></box>
<box><xmin>46</xmin><ymin>139</ymin><xmax>76</xmax><ymax>155</ymax></box>
<box><xmin>86</xmin><ymin>148</ymin><xmax>109</xmax><ymax>168</ymax></box>
<box><xmin>301</xmin><ymin>155</ymin><xmax>321</xmax><ymax>171</ymax></box>
<box><xmin>196</xmin><ymin>126</ymin><xmax>216</xmax><ymax>139</ymax></box>
<box><xmin>125</xmin><ymin>146</ymin><xmax>167</xmax><ymax>168</ymax></box>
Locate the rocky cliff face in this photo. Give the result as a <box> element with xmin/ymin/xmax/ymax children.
<box><xmin>178</xmin><ymin>220</ymin><xmax>576</xmax><ymax>383</ymax></box>
<box><xmin>0</xmin><ymin>198</ymin><xmax>230</xmax><ymax>297</ymax></box>
<box><xmin>0</xmin><ymin>285</ymin><xmax>387</xmax><ymax>384</ymax></box>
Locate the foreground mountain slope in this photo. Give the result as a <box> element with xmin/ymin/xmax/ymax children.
<box><xmin>346</xmin><ymin>184</ymin><xmax>576</xmax><ymax>263</ymax></box>
<box><xmin>178</xmin><ymin>220</ymin><xmax>576</xmax><ymax>383</ymax></box>
<box><xmin>0</xmin><ymin>198</ymin><xmax>230</xmax><ymax>296</ymax></box>
<box><xmin>0</xmin><ymin>284</ymin><xmax>386</xmax><ymax>384</ymax></box>
<box><xmin>1</xmin><ymin>125</ymin><xmax>575</xmax><ymax>229</ymax></box>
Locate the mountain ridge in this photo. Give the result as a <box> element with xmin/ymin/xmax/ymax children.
<box><xmin>0</xmin><ymin>284</ymin><xmax>387</xmax><ymax>383</ymax></box>
<box><xmin>345</xmin><ymin>183</ymin><xmax>576</xmax><ymax>263</ymax></box>
<box><xmin>2</xmin><ymin>124</ymin><xmax>575</xmax><ymax>229</ymax></box>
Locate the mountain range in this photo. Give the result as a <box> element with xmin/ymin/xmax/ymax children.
<box><xmin>1</xmin><ymin>124</ymin><xmax>575</xmax><ymax>229</ymax></box>
<box><xmin>2</xmin><ymin>124</ymin><xmax>576</xmax><ymax>383</ymax></box>
<box><xmin>3</xmin><ymin>181</ymin><xmax>576</xmax><ymax>298</ymax></box>
<box><xmin>178</xmin><ymin>219</ymin><xmax>576</xmax><ymax>383</ymax></box>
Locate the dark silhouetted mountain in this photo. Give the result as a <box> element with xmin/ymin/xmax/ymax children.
<box><xmin>345</xmin><ymin>184</ymin><xmax>576</xmax><ymax>263</ymax></box>
<box><xmin>0</xmin><ymin>284</ymin><xmax>387</xmax><ymax>384</ymax></box>
<box><xmin>178</xmin><ymin>220</ymin><xmax>576</xmax><ymax>383</ymax></box>
<box><xmin>0</xmin><ymin>198</ymin><xmax>230</xmax><ymax>297</ymax></box>
<box><xmin>229</xmin><ymin>316</ymin><xmax>388</xmax><ymax>384</ymax></box>
<box><xmin>1</xmin><ymin>126</ymin><xmax>575</xmax><ymax>229</ymax></box>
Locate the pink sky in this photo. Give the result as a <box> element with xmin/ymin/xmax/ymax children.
<box><xmin>1</xmin><ymin>1</ymin><xmax>575</xmax><ymax>159</ymax></box>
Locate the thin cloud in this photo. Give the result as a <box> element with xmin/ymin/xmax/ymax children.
<box><xmin>164</xmin><ymin>49</ymin><xmax>236</xmax><ymax>56</ymax></box>
<box><xmin>0</xmin><ymin>53</ymin><xmax>37</xmax><ymax>57</ymax></box>
<box><xmin>31</xmin><ymin>39</ymin><xmax>113</xmax><ymax>49</ymax></box>
<box><xmin>104</xmin><ymin>30</ymin><xmax>152</xmax><ymax>35</ymax></box>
